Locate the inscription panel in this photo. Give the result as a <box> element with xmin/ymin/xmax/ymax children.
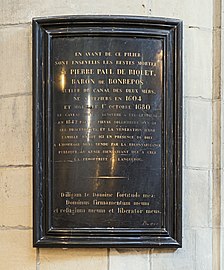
<box><xmin>33</xmin><ymin>16</ymin><xmax>182</xmax><ymax>248</ymax></box>
<box><xmin>52</xmin><ymin>37</ymin><xmax>162</xmax><ymax>228</ymax></box>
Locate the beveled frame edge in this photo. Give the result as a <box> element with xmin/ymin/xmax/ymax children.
<box><xmin>33</xmin><ymin>15</ymin><xmax>183</xmax><ymax>248</ymax></box>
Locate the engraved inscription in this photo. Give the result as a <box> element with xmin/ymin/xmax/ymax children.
<box><xmin>51</xmin><ymin>37</ymin><xmax>163</xmax><ymax>228</ymax></box>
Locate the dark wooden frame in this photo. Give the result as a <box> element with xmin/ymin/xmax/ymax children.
<box><xmin>33</xmin><ymin>15</ymin><xmax>183</xmax><ymax>248</ymax></box>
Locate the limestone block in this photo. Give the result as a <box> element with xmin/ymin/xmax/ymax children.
<box><xmin>109</xmin><ymin>249</ymin><xmax>149</xmax><ymax>270</ymax></box>
<box><xmin>151</xmin><ymin>0</ymin><xmax>212</xmax><ymax>29</ymax></box>
<box><xmin>53</xmin><ymin>0</ymin><xmax>150</xmax><ymax>16</ymax></box>
<box><xmin>0</xmin><ymin>167</ymin><xmax>32</xmax><ymax>227</ymax></box>
<box><xmin>0</xmin><ymin>0</ymin><xmax>33</xmax><ymax>25</ymax></box>
<box><xmin>0</xmin><ymin>230</ymin><xmax>36</xmax><ymax>270</ymax></box>
<box><xmin>222</xmin><ymin>104</ymin><xmax>224</xmax><ymax>228</ymax></box>
<box><xmin>183</xmin><ymin>169</ymin><xmax>211</xmax><ymax>228</ymax></box>
<box><xmin>212</xmin><ymin>168</ymin><xmax>222</xmax><ymax>230</ymax></box>
<box><xmin>151</xmin><ymin>229</ymin><xmax>195</xmax><ymax>270</ymax></box>
<box><xmin>195</xmin><ymin>228</ymin><xmax>212</xmax><ymax>270</ymax></box>
<box><xmin>184</xmin><ymin>28</ymin><xmax>212</xmax><ymax>99</ymax></box>
<box><xmin>0</xmin><ymin>25</ymin><xmax>31</xmax><ymax>96</ymax></box>
<box><xmin>222</xmin><ymin>228</ymin><xmax>224</xmax><ymax>270</ymax></box>
<box><xmin>222</xmin><ymin>169</ymin><xmax>224</xmax><ymax>228</ymax></box>
<box><xmin>0</xmin><ymin>95</ymin><xmax>32</xmax><ymax>166</ymax></box>
<box><xmin>222</xmin><ymin>31</ymin><xmax>224</xmax><ymax>101</ymax></box>
<box><xmin>0</xmin><ymin>0</ymin><xmax>150</xmax><ymax>25</ymax></box>
<box><xmin>184</xmin><ymin>98</ymin><xmax>212</xmax><ymax>168</ymax></box>
<box><xmin>40</xmin><ymin>248</ymin><xmax>107</xmax><ymax>270</ymax></box>
<box><xmin>212</xmin><ymin>228</ymin><xmax>222</xmax><ymax>270</ymax></box>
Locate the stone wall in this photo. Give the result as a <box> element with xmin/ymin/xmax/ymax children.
<box><xmin>0</xmin><ymin>0</ymin><xmax>222</xmax><ymax>269</ymax></box>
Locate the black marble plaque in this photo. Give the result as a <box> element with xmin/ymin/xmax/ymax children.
<box><xmin>33</xmin><ymin>16</ymin><xmax>182</xmax><ymax>248</ymax></box>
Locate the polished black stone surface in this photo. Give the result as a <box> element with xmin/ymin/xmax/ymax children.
<box><xmin>52</xmin><ymin>37</ymin><xmax>162</xmax><ymax>228</ymax></box>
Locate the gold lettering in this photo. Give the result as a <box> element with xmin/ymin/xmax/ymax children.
<box><xmin>108</xmin><ymin>78</ymin><xmax>144</xmax><ymax>85</ymax></box>
<box><xmin>70</xmin><ymin>68</ymin><xmax>94</xmax><ymax>75</ymax></box>
<box><xmin>88</xmin><ymin>208</ymin><xmax>106</xmax><ymax>213</ymax></box>
<box><xmin>117</xmin><ymin>208</ymin><xmax>144</xmax><ymax>214</ymax></box>
<box><xmin>137</xmin><ymin>61</ymin><xmax>157</xmax><ymax>66</ymax></box>
<box><xmin>55</xmin><ymin>60</ymin><xmax>69</xmax><ymax>65</ymax></box>
<box><xmin>71</xmin><ymin>78</ymin><xmax>95</xmax><ymax>85</ymax></box>
<box><xmin>85</xmin><ymin>51</ymin><xmax>102</xmax><ymax>56</ymax></box>
<box><xmin>128</xmin><ymin>69</ymin><xmax>155</xmax><ymax>76</ymax></box>
<box><xmin>96</xmin><ymin>68</ymin><xmax>114</xmax><ymax>75</ymax></box>
<box><xmin>115</xmin><ymin>60</ymin><xmax>135</xmax><ymax>65</ymax></box>
<box><xmin>123</xmin><ymin>52</ymin><xmax>141</xmax><ymax>57</ymax></box>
